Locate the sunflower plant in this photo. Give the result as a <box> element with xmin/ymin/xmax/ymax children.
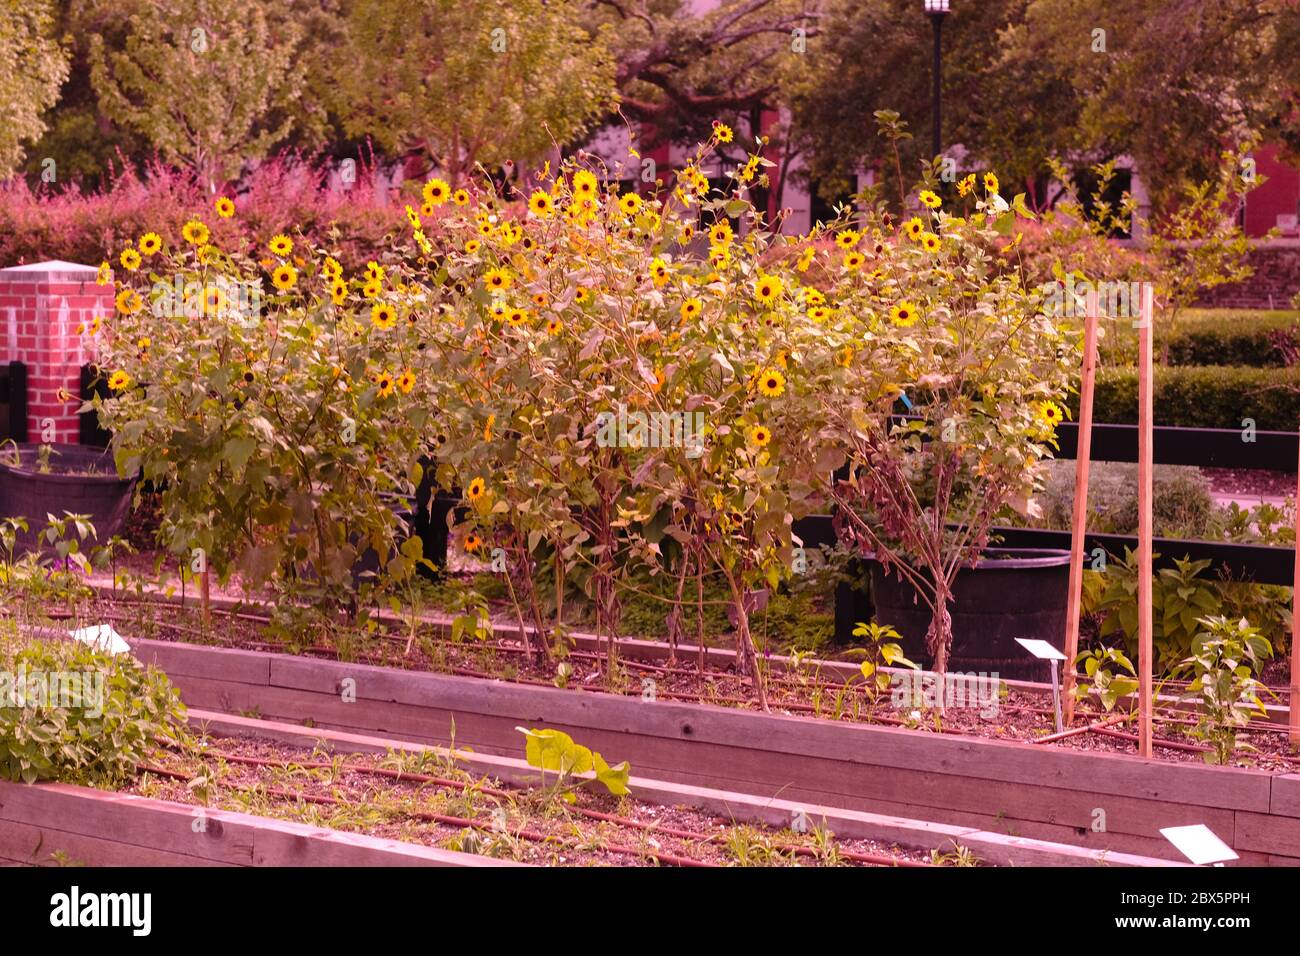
<box><xmin>91</xmin><ymin>209</ymin><xmax>435</xmax><ymax>614</ymax></box>
<box><xmin>805</xmin><ymin>179</ymin><xmax>1079</xmax><ymax>679</ymax></box>
<box><xmin>382</xmin><ymin>136</ymin><xmax>839</xmax><ymax>703</ymax></box>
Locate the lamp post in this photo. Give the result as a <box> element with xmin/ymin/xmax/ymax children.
<box><xmin>924</xmin><ymin>0</ymin><xmax>950</xmax><ymax>159</ymax></box>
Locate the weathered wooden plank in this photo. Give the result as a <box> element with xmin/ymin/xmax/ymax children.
<box><xmin>0</xmin><ymin>782</ymin><xmax>255</xmax><ymax>864</ymax></box>
<box><xmin>255</xmin><ymin>650</ymin><xmax>1272</xmax><ymax>810</ymax></box>
<box><xmin>133</xmin><ymin>639</ymin><xmax>271</xmax><ymax>685</ymax></box>
<box><xmin>0</xmin><ymin>819</ymin><xmax>230</xmax><ymax>867</ymax></box>
<box><xmin>0</xmin><ymin>781</ymin><xmax>520</xmax><ymax>867</ymax></box>
<box><xmin>1270</xmin><ymin>774</ymin><xmax>1300</xmax><ymax>818</ymax></box>
<box><xmin>1234</xmin><ymin>810</ymin><xmax>1300</xmax><ymax>859</ymax></box>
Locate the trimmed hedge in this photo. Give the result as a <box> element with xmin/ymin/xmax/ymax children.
<box><xmin>1163</xmin><ymin>312</ymin><xmax>1300</xmax><ymax>367</ymax></box>
<box><xmin>1097</xmin><ymin>310</ymin><xmax>1300</xmax><ymax>367</ymax></box>
<box><xmin>1076</xmin><ymin>365</ymin><xmax>1300</xmax><ymax>429</ymax></box>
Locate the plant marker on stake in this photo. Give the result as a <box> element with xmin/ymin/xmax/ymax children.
<box><xmin>1062</xmin><ymin>287</ymin><xmax>1099</xmax><ymax>726</ymax></box>
<box><xmin>1015</xmin><ymin>638</ymin><xmax>1067</xmax><ymax>733</ymax></box>
<box><xmin>1160</xmin><ymin>824</ymin><xmax>1238</xmax><ymax>866</ymax></box>
<box><xmin>1137</xmin><ymin>284</ymin><xmax>1154</xmax><ymax>758</ymax></box>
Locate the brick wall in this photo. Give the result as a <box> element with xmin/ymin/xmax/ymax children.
<box><xmin>0</xmin><ymin>261</ymin><xmax>113</xmax><ymax>444</ymax></box>
<box><xmin>1193</xmin><ymin>240</ymin><xmax>1300</xmax><ymax>310</ymax></box>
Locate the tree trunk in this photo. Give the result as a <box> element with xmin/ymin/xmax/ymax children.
<box><xmin>926</xmin><ymin>576</ymin><xmax>953</xmax><ymax>713</ymax></box>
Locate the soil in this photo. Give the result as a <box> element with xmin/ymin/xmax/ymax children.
<box><xmin>125</xmin><ymin>735</ymin><xmax>940</xmax><ymax>867</ymax></box>
<box><xmin>31</xmin><ymin>586</ymin><xmax>1300</xmax><ymax>775</ymax></box>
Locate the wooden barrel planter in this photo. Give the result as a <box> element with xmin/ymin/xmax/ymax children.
<box><xmin>870</xmin><ymin>548</ymin><xmax>1072</xmax><ymax>681</ymax></box>
<box><xmin>0</xmin><ymin>442</ymin><xmax>134</xmax><ymax>551</ymax></box>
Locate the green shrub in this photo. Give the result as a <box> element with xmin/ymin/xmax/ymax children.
<box><xmin>1163</xmin><ymin>321</ymin><xmax>1299</xmax><ymax>368</ymax></box>
<box><xmin>1036</xmin><ymin>462</ymin><xmax>1216</xmax><ymax>537</ymax></box>
<box><xmin>0</xmin><ymin>632</ymin><xmax>190</xmax><ymax>786</ymax></box>
<box><xmin>1080</xmin><ymin>365</ymin><xmax>1300</xmax><ymax>429</ymax></box>
<box><xmin>1092</xmin><ymin>310</ymin><xmax>1300</xmax><ymax>368</ymax></box>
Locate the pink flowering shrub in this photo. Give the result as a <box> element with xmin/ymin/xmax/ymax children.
<box><xmin>0</xmin><ymin>154</ymin><xmax>408</xmax><ymax>268</ymax></box>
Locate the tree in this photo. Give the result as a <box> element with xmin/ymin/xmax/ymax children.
<box><xmin>589</xmin><ymin>0</ymin><xmax>821</xmax><ymax>149</ymax></box>
<box><xmin>88</xmin><ymin>0</ymin><xmax>311</xmax><ymax>189</ymax></box>
<box><xmin>0</xmin><ymin>0</ymin><xmax>70</xmax><ymax>180</ymax></box>
<box><xmin>331</xmin><ymin>0</ymin><xmax>618</xmax><ymax>184</ymax></box>
<box><xmin>784</xmin><ymin>0</ymin><xmax>1297</xmax><ymax>215</ymax></box>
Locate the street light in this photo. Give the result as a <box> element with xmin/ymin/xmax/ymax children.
<box><xmin>924</xmin><ymin>0</ymin><xmax>950</xmax><ymax>160</ymax></box>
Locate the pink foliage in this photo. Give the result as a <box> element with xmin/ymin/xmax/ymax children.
<box><xmin>0</xmin><ymin>152</ymin><xmax>410</xmax><ymax>269</ymax></box>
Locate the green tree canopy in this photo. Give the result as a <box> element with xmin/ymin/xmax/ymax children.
<box><xmin>785</xmin><ymin>0</ymin><xmax>1297</xmax><ymax>214</ymax></box>
<box><xmin>0</xmin><ymin>0</ymin><xmax>70</xmax><ymax>180</ymax></box>
<box><xmin>332</xmin><ymin>0</ymin><xmax>618</xmax><ymax>184</ymax></box>
<box><xmin>88</xmin><ymin>0</ymin><xmax>312</xmax><ymax>188</ymax></box>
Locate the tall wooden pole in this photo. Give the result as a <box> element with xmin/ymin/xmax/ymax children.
<box><xmin>1291</xmin><ymin>431</ymin><xmax>1300</xmax><ymax>744</ymax></box>
<box><xmin>1137</xmin><ymin>285</ymin><xmax>1155</xmax><ymax>758</ymax></box>
<box><xmin>1062</xmin><ymin>289</ymin><xmax>1100</xmax><ymax>725</ymax></box>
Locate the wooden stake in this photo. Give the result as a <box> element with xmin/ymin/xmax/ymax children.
<box><xmin>1137</xmin><ymin>285</ymin><xmax>1154</xmax><ymax>758</ymax></box>
<box><xmin>201</xmin><ymin>567</ymin><xmax>211</xmax><ymax>628</ymax></box>
<box><xmin>1291</xmin><ymin>430</ymin><xmax>1300</xmax><ymax>744</ymax></box>
<box><xmin>1062</xmin><ymin>289</ymin><xmax>1100</xmax><ymax>725</ymax></box>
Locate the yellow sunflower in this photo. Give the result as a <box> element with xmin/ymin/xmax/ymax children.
<box><xmin>371</xmin><ymin>303</ymin><xmax>397</xmax><ymax>330</ymax></box>
<box><xmin>545</xmin><ymin>317</ymin><xmax>563</xmax><ymax>335</ymax></box>
<box><xmin>365</xmin><ymin>260</ymin><xmax>385</xmax><ymax>282</ymax></box>
<box><xmin>843</xmin><ymin>252</ymin><xmax>865</xmax><ymax>271</ymax></box>
<box><xmin>920</xmin><ymin>232</ymin><xmax>942</xmax><ymax>253</ymax></box>
<box><xmin>1035</xmin><ymin>400</ymin><xmax>1066</xmax><ymax>429</ymax></box>
<box><xmin>713</xmin><ymin>121</ymin><xmax>734</xmax><ymax>144</ymax></box>
<box><xmin>375</xmin><ymin>373</ymin><xmax>395</xmax><ymax>398</ymax></box>
<box><xmin>483</xmin><ymin>268</ymin><xmax>512</xmax><ymax>292</ymax></box>
<box><xmin>422</xmin><ymin>178</ymin><xmax>451</xmax><ymax>206</ymax></box>
<box><xmin>918</xmin><ymin>189</ymin><xmax>941</xmax><ymax>209</ymax></box>
<box><xmin>708</xmin><ymin>221</ymin><xmax>733</xmax><ymax>246</ymax></box>
<box><xmin>747</xmin><ymin>424</ymin><xmax>772</xmax><ymax>448</ymax></box>
<box><xmin>203</xmin><ymin>285</ymin><xmax>227</xmax><ymax>315</ymax></box>
<box><xmin>573</xmin><ymin>170</ymin><xmax>598</xmax><ymax>198</ymax></box>
<box><xmin>268</xmin><ymin>234</ymin><xmax>293</xmax><ymax>257</ymax></box>
<box><xmin>397</xmin><ymin>370</ymin><xmax>416</xmax><ymax>394</ymax></box>
<box><xmin>181</xmin><ymin>219</ymin><xmax>209</xmax><ymax>245</ymax></box>
<box><xmin>680</xmin><ymin>297</ymin><xmax>702</xmax><ymax>322</ymax></box>
<box><xmin>329</xmin><ymin>280</ymin><xmax>348</xmax><ymax>305</ymax></box>
<box><xmin>528</xmin><ymin>190</ymin><xmax>555</xmax><ymax>216</ymax></box>
<box><xmin>835</xmin><ymin>229</ymin><xmax>861</xmax><ymax>249</ymax></box>
<box><xmin>650</xmin><ymin>257</ymin><xmax>670</xmax><ymax>286</ymax></box>
<box><xmin>107</xmin><ymin>370</ymin><xmax>131</xmax><ymax>391</ymax></box>
<box><xmin>466</xmin><ymin>477</ymin><xmax>487</xmax><ymax>502</ymax></box>
<box><xmin>453</xmin><ymin>189</ymin><xmax>470</xmax><ymax>206</ymax></box>
<box><xmin>984</xmin><ymin>172</ymin><xmax>1000</xmax><ymax>194</ymax></box>
<box><xmin>115</xmin><ymin>289</ymin><xmax>143</xmax><ymax>315</ymax></box>
<box><xmin>618</xmin><ymin>192</ymin><xmax>643</xmax><ymax>215</ymax></box>
<box><xmin>889</xmin><ymin>302</ymin><xmax>920</xmax><ymax>327</ymax></box>
<box><xmin>119</xmin><ymin>247</ymin><xmax>141</xmax><ymax>271</ymax></box>
<box><xmin>464</xmin><ymin>239</ymin><xmax>481</xmax><ymax>254</ymax></box>
<box><xmin>757</xmin><ymin>368</ymin><xmax>786</xmax><ymax>398</ymax></box>
<box><xmin>463</xmin><ymin>532</ymin><xmax>483</xmax><ymax>553</ymax></box>
<box><xmin>215</xmin><ymin>196</ymin><xmax>235</xmax><ymax>218</ymax></box>
<box><xmin>138</xmin><ymin>232</ymin><xmax>163</xmax><ymax>256</ymax></box>
<box><xmin>271</xmin><ymin>264</ymin><xmax>298</xmax><ymax>291</ymax></box>
<box><xmin>754</xmin><ymin>274</ymin><xmax>784</xmax><ymax>305</ymax></box>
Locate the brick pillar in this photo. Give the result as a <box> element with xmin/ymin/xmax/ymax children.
<box><xmin>0</xmin><ymin>260</ymin><xmax>113</xmax><ymax>445</ymax></box>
